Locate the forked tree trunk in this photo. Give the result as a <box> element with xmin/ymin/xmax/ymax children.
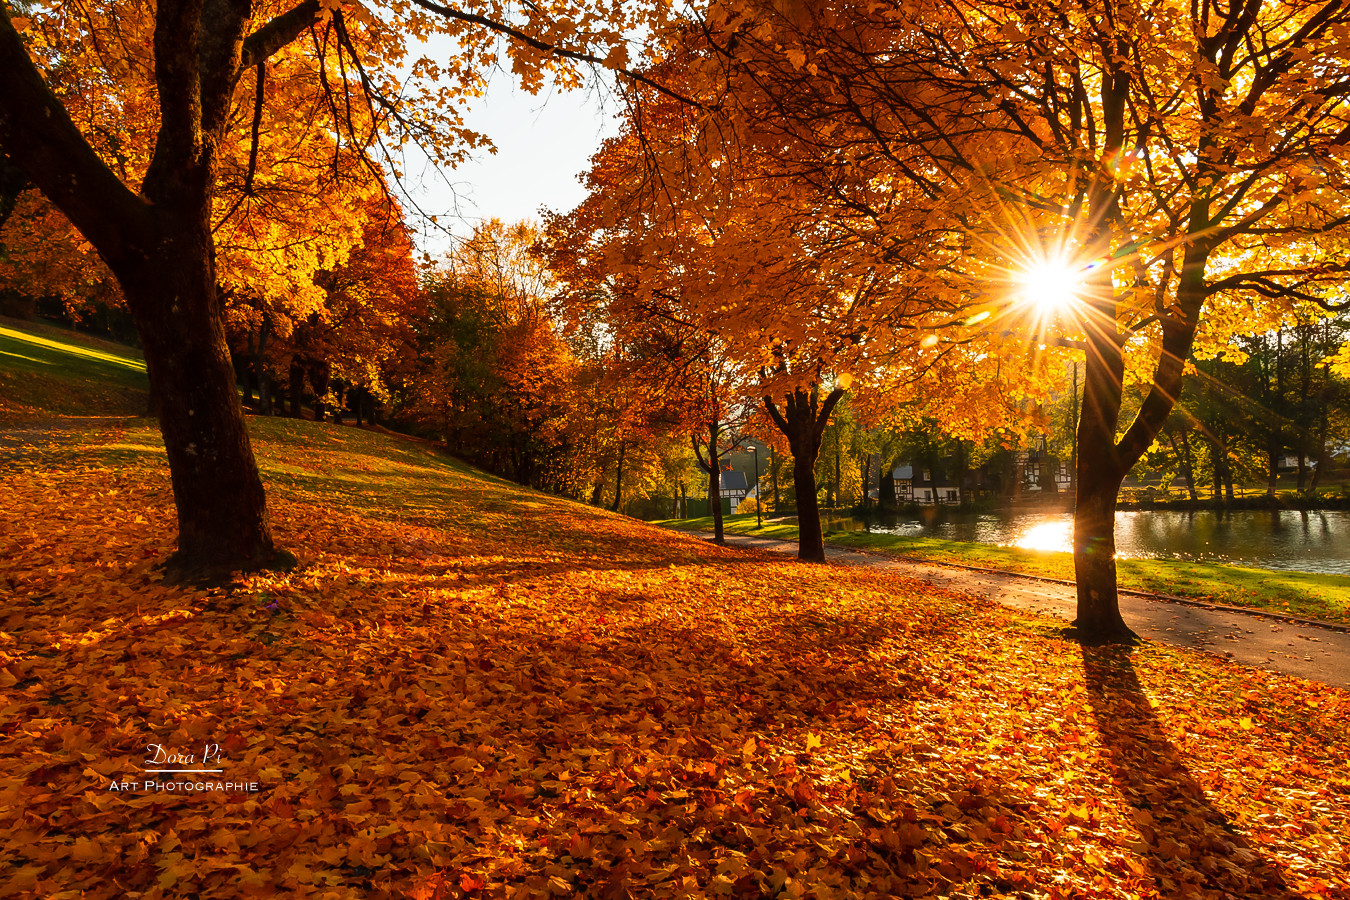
<box><xmin>1071</xmin><ymin>235</ymin><xmax>1211</xmax><ymax>642</ymax></box>
<box><xmin>764</xmin><ymin>385</ymin><xmax>845</xmax><ymax>563</ymax></box>
<box><xmin>1167</xmin><ymin>430</ymin><xmax>1198</xmax><ymax>501</ymax></box>
<box><xmin>1072</xmin><ymin>270</ymin><xmax>1134</xmax><ymax>641</ymax></box>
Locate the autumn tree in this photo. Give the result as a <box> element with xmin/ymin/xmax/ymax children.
<box><xmin>545</xmin><ymin>43</ymin><xmax>1000</xmax><ymax>560</ymax></box>
<box><xmin>0</xmin><ymin>0</ymin><xmax>679</xmax><ymax>576</ymax></box>
<box><xmin>687</xmin><ymin>0</ymin><xmax>1350</xmax><ymax>639</ymax></box>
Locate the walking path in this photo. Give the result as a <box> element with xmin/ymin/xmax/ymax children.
<box><xmin>716</xmin><ymin>533</ymin><xmax>1350</xmax><ymax>690</ymax></box>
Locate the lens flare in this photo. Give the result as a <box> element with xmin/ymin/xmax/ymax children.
<box><xmin>1020</xmin><ymin>260</ymin><xmax>1083</xmax><ymax>312</ymax></box>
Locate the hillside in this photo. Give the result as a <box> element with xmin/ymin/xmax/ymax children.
<box><xmin>1</xmin><ymin>320</ymin><xmax>1348</xmax><ymax>899</ymax></box>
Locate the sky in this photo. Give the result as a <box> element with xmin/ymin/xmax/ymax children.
<box><xmin>404</xmin><ymin>67</ymin><xmax>623</xmax><ymax>256</ymax></box>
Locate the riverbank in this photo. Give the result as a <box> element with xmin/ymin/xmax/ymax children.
<box><xmin>864</xmin><ymin>490</ymin><xmax>1350</xmax><ymax>515</ymax></box>
<box><xmin>657</xmin><ymin>514</ymin><xmax>1350</xmax><ymax>624</ymax></box>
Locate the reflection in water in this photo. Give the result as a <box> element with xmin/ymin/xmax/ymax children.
<box><xmin>851</xmin><ymin>509</ymin><xmax>1350</xmax><ymax>575</ymax></box>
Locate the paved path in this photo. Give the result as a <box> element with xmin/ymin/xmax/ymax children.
<box><xmin>716</xmin><ymin>533</ymin><xmax>1349</xmax><ymax>690</ymax></box>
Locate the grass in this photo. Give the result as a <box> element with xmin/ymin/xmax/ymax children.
<box><xmin>658</xmin><ymin>514</ymin><xmax>1350</xmax><ymax>624</ymax></box>
<box><xmin>0</xmin><ymin>317</ymin><xmax>149</xmax><ymax>422</ymax></box>
<box><xmin>2</xmin><ymin>318</ymin><xmax>1349</xmax><ymax>897</ymax></box>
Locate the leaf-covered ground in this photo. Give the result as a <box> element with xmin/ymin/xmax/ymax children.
<box><xmin>2</xmin><ymin>419</ymin><xmax>1349</xmax><ymax>899</ymax></box>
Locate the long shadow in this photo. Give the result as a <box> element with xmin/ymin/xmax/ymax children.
<box><xmin>1082</xmin><ymin>646</ymin><xmax>1300</xmax><ymax>898</ymax></box>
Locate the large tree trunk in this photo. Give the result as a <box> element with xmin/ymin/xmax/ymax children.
<box><xmin>763</xmin><ymin>385</ymin><xmax>845</xmax><ymax>563</ymax></box>
<box><xmin>1072</xmin><ymin>274</ymin><xmax>1134</xmax><ymax>642</ymax></box>
<box><xmin>709</xmin><ymin>458</ymin><xmax>724</xmax><ymax>542</ymax></box>
<box><xmin>1072</xmin><ymin>454</ymin><xmax>1129</xmax><ymax>640</ymax></box>
<box><xmin>794</xmin><ymin>450</ymin><xmax>825</xmax><ymax>561</ymax></box>
<box><xmin>121</xmin><ymin>236</ymin><xmax>277</xmax><ymax>575</ymax></box>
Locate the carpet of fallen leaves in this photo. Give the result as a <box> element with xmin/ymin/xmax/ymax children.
<box><xmin>2</xmin><ymin>423</ymin><xmax>1350</xmax><ymax>899</ymax></box>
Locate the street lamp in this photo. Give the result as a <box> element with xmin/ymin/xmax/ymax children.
<box><xmin>748</xmin><ymin>444</ymin><xmax>762</xmax><ymax>529</ymax></box>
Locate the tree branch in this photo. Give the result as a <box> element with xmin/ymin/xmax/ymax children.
<box><xmin>408</xmin><ymin>0</ymin><xmax>703</xmax><ymax>108</ymax></box>
<box><xmin>240</xmin><ymin>0</ymin><xmax>322</xmax><ymax>70</ymax></box>
<box><xmin>0</xmin><ymin>6</ymin><xmax>152</xmax><ymax>266</ymax></box>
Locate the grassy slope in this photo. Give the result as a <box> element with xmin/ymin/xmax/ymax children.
<box><xmin>0</xmin><ymin>317</ymin><xmax>149</xmax><ymax>422</ymax></box>
<box><xmin>2</xmin><ymin>320</ymin><xmax>1349</xmax><ymax>898</ymax></box>
<box><xmin>660</xmin><ymin>515</ymin><xmax>1350</xmax><ymax>625</ymax></box>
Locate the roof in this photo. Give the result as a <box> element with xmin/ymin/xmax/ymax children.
<box><xmin>718</xmin><ymin>470</ymin><xmax>750</xmax><ymax>492</ymax></box>
<box><xmin>892</xmin><ymin>464</ymin><xmax>959</xmax><ymax>488</ymax></box>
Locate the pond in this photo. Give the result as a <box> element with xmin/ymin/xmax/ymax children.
<box><xmin>830</xmin><ymin>509</ymin><xmax>1350</xmax><ymax>576</ymax></box>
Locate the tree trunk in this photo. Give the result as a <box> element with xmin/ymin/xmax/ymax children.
<box><xmin>860</xmin><ymin>453</ymin><xmax>873</xmax><ymax>510</ymax></box>
<box><xmin>610</xmin><ymin>441</ymin><xmax>626</xmax><ymax>513</ymax></box>
<box><xmin>239</xmin><ymin>330</ymin><xmax>257</xmax><ymax>407</ymax></box>
<box><xmin>708</xmin><ymin>458</ymin><xmax>724</xmax><ymax>542</ymax></box>
<box><xmin>763</xmin><ymin>386</ymin><xmax>845</xmax><ymax>563</ymax></box>
<box><xmin>771</xmin><ymin>448</ymin><xmax>780</xmax><ymax>512</ymax></box>
<box><xmin>259</xmin><ymin>368</ymin><xmax>273</xmax><ymax>416</ymax></box>
<box><xmin>0</xmin><ymin>4</ymin><xmax>310</xmax><ymax>576</ymax></box>
<box><xmin>1307</xmin><ymin>405</ymin><xmax>1330</xmax><ymax>496</ymax></box>
<box><xmin>119</xmin><ymin>222</ymin><xmax>278</xmax><ymax>576</ymax></box>
<box><xmin>255</xmin><ymin>310</ymin><xmax>273</xmax><ymax>415</ymax></box>
<box><xmin>1072</xmin><ymin>465</ymin><xmax>1128</xmax><ymax>640</ymax></box>
<box><xmin>833</xmin><ymin>437</ymin><xmax>842</xmax><ymax>509</ymax></box>
<box><xmin>1069</xmin><ymin>362</ymin><xmax>1080</xmax><ymax>497</ymax></box>
<box><xmin>1213</xmin><ymin>449</ymin><xmax>1224</xmax><ymax>501</ymax></box>
<box><xmin>1168</xmin><ymin>430</ymin><xmax>1198</xmax><ymax>501</ymax></box>
<box><xmin>289</xmin><ymin>360</ymin><xmax>304</xmax><ymax>418</ymax></box>
<box><xmin>1071</xmin><ymin>295</ymin><xmax>1134</xmax><ymax>642</ymax></box>
<box><xmin>693</xmin><ymin>423</ymin><xmax>726</xmax><ymax>543</ymax></box>
<box><xmin>309</xmin><ymin>359</ymin><xmax>330</xmax><ymax>423</ymax></box>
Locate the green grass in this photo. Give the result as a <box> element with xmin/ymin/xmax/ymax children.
<box><xmin>0</xmin><ymin>317</ymin><xmax>552</xmax><ymax>538</ymax></box>
<box><xmin>0</xmin><ymin>317</ymin><xmax>149</xmax><ymax>421</ymax></box>
<box><xmin>659</xmin><ymin>514</ymin><xmax>1350</xmax><ymax>623</ymax></box>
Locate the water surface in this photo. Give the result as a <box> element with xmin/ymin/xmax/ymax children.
<box><xmin>838</xmin><ymin>509</ymin><xmax>1350</xmax><ymax>576</ymax></box>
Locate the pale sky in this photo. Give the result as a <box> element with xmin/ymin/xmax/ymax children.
<box><xmin>405</xmin><ymin>67</ymin><xmax>622</xmax><ymax>255</ymax></box>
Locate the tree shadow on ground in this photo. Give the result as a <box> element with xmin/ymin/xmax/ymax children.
<box><xmin>1082</xmin><ymin>645</ymin><xmax>1299</xmax><ymax>898</ymax></box>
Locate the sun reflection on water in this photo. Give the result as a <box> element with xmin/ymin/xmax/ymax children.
<box><xmin>1006</xmin><ymin>519</ymin><xmax>1073</xmax><ymax>553</ymax></box>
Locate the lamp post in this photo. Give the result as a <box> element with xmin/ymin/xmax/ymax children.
<box><xmin>749</xmin><ymin>444</ymin><xmax>762</xmax><ymax>529</ymax></box>
<box><xmin>770</xmin><ymin>445</ymin><xmax>778</xmax><ymax>512</ymax></box>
